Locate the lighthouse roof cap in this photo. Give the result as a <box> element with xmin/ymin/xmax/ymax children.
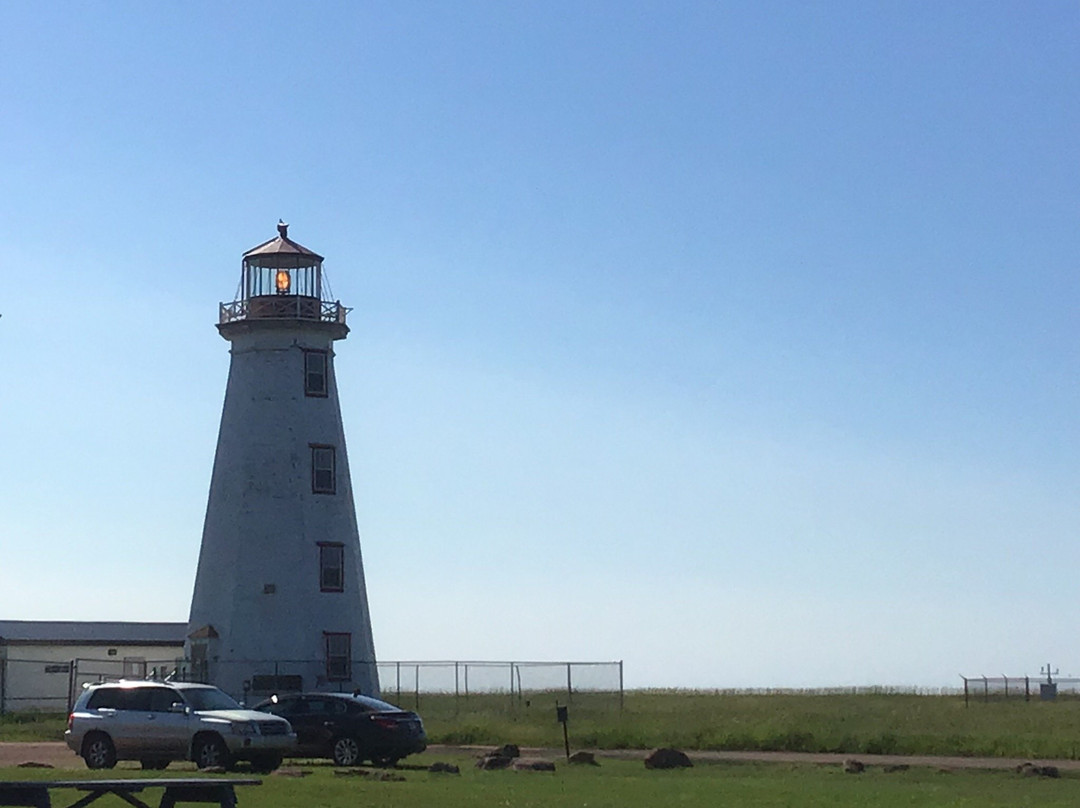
<box><xmin>243</xmin><ymin>220</ymin><xmax>324</xmax><ymax>266</ymax></box>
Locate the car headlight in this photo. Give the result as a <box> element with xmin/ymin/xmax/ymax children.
<box><xmin>230</xmin><ymin>722</ymin><xmax>257</xmax><ymax>736</ymax></box>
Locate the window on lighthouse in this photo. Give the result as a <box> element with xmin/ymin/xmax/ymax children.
<box><xmin>311</xmin><ymin>445</ymin><xmax>336</xmax><ymax>494</ymax></box>
<box><xmin>304</xmin><ymin>350</ymin><xmax>328</xmax><ymax>397</ymax></box>
<box><xmin>319</xmin><ymin>542</ymin><xmax>344</xmax><ymax>592</ymax></box>
<box><xmin>325</xmin><ymin>632</ymin><xmax>352</xmax><ymax>681</ymax></box>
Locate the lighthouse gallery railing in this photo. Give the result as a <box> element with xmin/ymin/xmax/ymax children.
<box><xmin>219</xmin><ymin>297</ymin><xmax>348</xmax><ymax>325</ymax></box>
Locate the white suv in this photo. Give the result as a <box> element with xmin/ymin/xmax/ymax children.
<box><xmin>65</xmin><ymin>681</ymin><xmax>296</xmax><ymax>772</ymax></box>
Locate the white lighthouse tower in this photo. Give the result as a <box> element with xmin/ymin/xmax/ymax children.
<box><xmin>186</xmin><ymin>222</ymin><xmax>378</xmax><ymax>700</ymax></box>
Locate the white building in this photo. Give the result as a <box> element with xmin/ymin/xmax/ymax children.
<box><xmin>0</xmin><ymin>621</ymin><xmax>186</xmax><ymax>712</ymax></box>
<box><xmin>186</xmin><ymin>223</ymin><xmax>378</xmax><ymax>700</ymax></box>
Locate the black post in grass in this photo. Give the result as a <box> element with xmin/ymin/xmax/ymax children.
<box><xmin>556</xmin><ymin>702</ymin><xmax>570</xmax><ymax>760</ymax></box>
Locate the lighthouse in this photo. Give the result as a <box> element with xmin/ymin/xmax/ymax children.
<box><xmin>186</xmin><ymin>222</ymin><xmax>379</xmax><ymax>700</ymax></box>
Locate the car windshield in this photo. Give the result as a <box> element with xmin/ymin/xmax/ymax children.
<box><xmin>183</xmin><ymin>687</ymin><xmax>242</xmax><ymax>712</ymax></box>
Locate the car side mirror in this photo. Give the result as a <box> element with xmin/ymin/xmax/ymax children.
<box><xmin>170</xmin><ymin>702</ymin><xmax>189</xmax><ymax>714</ymax></box>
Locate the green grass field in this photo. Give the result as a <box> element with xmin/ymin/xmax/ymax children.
<box><xmin>4</xmin><ymin>755</ymin><xmax>1080</xmax><ymax>808</ymax></box>
<box><xmin>0</xmin><ymin>711</ymin><xmax>64</xmax><ymax>742</ymax></box>
<box><xmin>8</xmin><ymin>689</ymin><xmax>1080</xmax><ymax>758</ymax></box>
<box><xmin>414</xmin><ymin>690</ymin><xmax>1080</xmax><ymax>759</ymax></box>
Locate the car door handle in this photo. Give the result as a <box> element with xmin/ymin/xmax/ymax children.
<box><xmin>323</xmin><ymin>722</ymin><xmax>334</xmax><ymax>728</ymax></box>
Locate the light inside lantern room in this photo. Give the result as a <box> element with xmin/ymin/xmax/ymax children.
<box><xmin>275</xmin><ymin>269</ymin><xmax>291</xmax><ymax>294</ymax></box>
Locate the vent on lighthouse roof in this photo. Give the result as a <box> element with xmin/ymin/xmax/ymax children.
<box><xmin>243</xmin><ymin>220</ymin><xmax>324</xmax><ymax>267</ymax></box>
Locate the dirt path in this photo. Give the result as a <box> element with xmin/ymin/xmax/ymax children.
<box><xmin>594</xmin><ymin>747</ymin><xmax>1080</xmax><ymax>771</ymax></box>
<box><xmin>0</xmin><ymin>743</ymin><xmax>81</xmax><ymax>769</ymax></box>
<box><xmin>448</xmin><ymin>744</ymin><xmax>1080</xmax><ymax>771</ymax></box>
<box><xmin>4</xmin><ymin>742</ymin><xmax>1077</xmax><ymax>773</ymax></box>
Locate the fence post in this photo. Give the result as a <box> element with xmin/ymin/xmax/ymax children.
<box><xmin>464</xmin><ymin>663</ymin><xmax>469</xmax><ymax>699</ymax></box>
<box><xmin>566</xmin><ymin>663</ymin><xmax>572</xmax><ymax>703</ymax></box>
<box><xmin>396</xmin><ymin>662</ymin><xmax>401</xmax><ymax>705</ymax></box>
<box><xmin>509</xmin><ymin>663</ymin><xmax>515</xmax><ymax>711</ymax></box>
<box><xmin>1025</xmin><ymin>676</ymin><xmax>1030</xmax><ymax>702</ymax></box>
<box><xmin>962</xmin><ymin>676</ymin><xmax>968</xmax><ymax>707</ymax></box>
<box><xmin>74</xmin><ymin>659</ymin><xmax>83</xmax><ymax>710</ymax></box>
<box><xmin>68</xmin><ymin>659</ymin><xmax>79</xmax><ymax>713</ymax></box>
<box><xmin>414</xmin><ymin>664</ymin><xmax>420</xmax><ymax>710</ymax></box>
<box><xmin>983</xmin><ymin>676</ymin><xmax>989</xmax><ymax>703</ymax></box>
<box><xmin>619</xmin><ymin>660</ymin><xmax>624</xmax><ymax>712</ymax></box>
<box><xmin>0</xmin><ymin>655</ymin><xmax>6</xmax><ymax>715</ymax></box>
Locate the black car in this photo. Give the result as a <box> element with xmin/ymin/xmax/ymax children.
<box><xmin>252</xmin><ymin>692</ymin><xmax>426</xmax><ymax>766</ymax></box>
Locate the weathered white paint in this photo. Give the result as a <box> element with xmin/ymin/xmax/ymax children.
<box><xmin>187</xmin><ymin>313</ymin><xmax>378</xmax><ymax>699</ymax></box>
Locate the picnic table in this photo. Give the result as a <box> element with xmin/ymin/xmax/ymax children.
<box><xmin>0</xmin><ymin>778</ymin><xmax>261</xmax><ymax>808</ymax></box>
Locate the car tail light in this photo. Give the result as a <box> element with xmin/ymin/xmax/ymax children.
<box><xmin>372</xmin><ymin>716</ymin><xmax>397</xmax><ymax>730</ymax></box>
<box><xmin>67</xmin><ymin>713</ymin><xmax>74</xmax><ymax>731</ymax></box>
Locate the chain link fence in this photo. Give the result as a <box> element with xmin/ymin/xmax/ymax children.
<box><xmin>0</xmin><ymin>656</ymin><xmax>182</xmax><ymax>713</ymax></box>
<box><xmin>0</xmin><ymin>658</ymin><xmax>73</xmax><ymax>713</ymax></box>
<box><xmin>170</xmin><ymin>658</ymin><xmax>380</xmax><ymax>703</ymax></box>
<box><xmin>959</xmin><ymin>675</ymin><xmax>1080</xmax><ymax>704</ymax></box>
<box><xmin>375</xmin><ymin>660</ymin><xmax>625</xmax><ymax>711</ymax></box>
<box><xmin>1</xmin><ymin>657</ymin><xmax>624</xmax><ymax>714</ymax></box>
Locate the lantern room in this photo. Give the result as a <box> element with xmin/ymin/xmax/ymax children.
<box><xmin>219</xmin><ymin>221</ymin><xmax>348</xmax><ymax>327</ymax></box>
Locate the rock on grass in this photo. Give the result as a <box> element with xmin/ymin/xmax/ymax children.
<box><xmin>644</xmin><ymin>748</ymin><xmax>692</xmax><ymax>769</ymax></box>
<box><xmin>568</xmin><ymin>751</ymin><xmax>600</xmax><ymax>766</ymax></box>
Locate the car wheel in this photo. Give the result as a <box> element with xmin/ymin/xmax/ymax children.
<box><xmin>193</xmin><ymin>735</ymin><xmax>231</xmax><ymax>770</ymax></box>
<box><xmin>250</xmin><ymin>753</ymin><xmax>283</xmax><ymax>774</ymax></box>
<box><xmin>332</xmin><ymin>736</ymin><xmax>362</xmax><ymax>767</ymax></box>
<box><xmin>140</xmin><ymin>759</ymin><xmax>170</xmax><ymax>770</ymax></box>
<box><xmin>82</xmin><ymin>734</ymin><xmax>117</xmax><ymax>770</ymax></box>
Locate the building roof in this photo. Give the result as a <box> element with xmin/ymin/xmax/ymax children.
<box><xmin>243</xmin><ymin>221</ymin><xmax>324</xmax><ymax>265</ymax></box>
<box><xmin>0</xmin><ymin>621</ymin><xmax>187</xmax><ymax>646</ymax></box>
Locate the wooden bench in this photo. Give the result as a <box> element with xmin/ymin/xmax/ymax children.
<box><xmin>0</xmin><ymin>778</ymin><xmax>261</xmax><ymax>808</ymax></box>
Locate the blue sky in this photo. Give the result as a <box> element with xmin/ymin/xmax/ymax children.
<box><xmin>1</xmin><ymin>1</ymin><xmax>1078</xmax><ymax>688</ymax></box>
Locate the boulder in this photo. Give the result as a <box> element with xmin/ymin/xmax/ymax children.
<box><xmin>568</xmin><ymin>751</ymin><xmax>600</xmax><ymax>766</ymax></box>
<box><xmin>843</xmin><ymin>759</ymin><xmax>865</xmax><ymax>774</ymax></box>
<box><xmin>491</xmin><ymin>744</ymin><xmax>521</xmax><ymax>759</ymax></box>
<box><xmin>476</xmin><ymin>754</ymin><xmax>514</xmax><ymax>770</ymax></box>
<box><xmin>644</xmin><ymin>748</ymin><xmax>692</xmax><ymax>770</ymax></box>
<box><xmin>1017</xmin><ymin>762</ymin><xmax>1059</xmax><ymax>778</ymax></box>
<box><xmin>428</xmin><ymin>762</ymin><xmax>461</xmax><ymax>774</ymax></box>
